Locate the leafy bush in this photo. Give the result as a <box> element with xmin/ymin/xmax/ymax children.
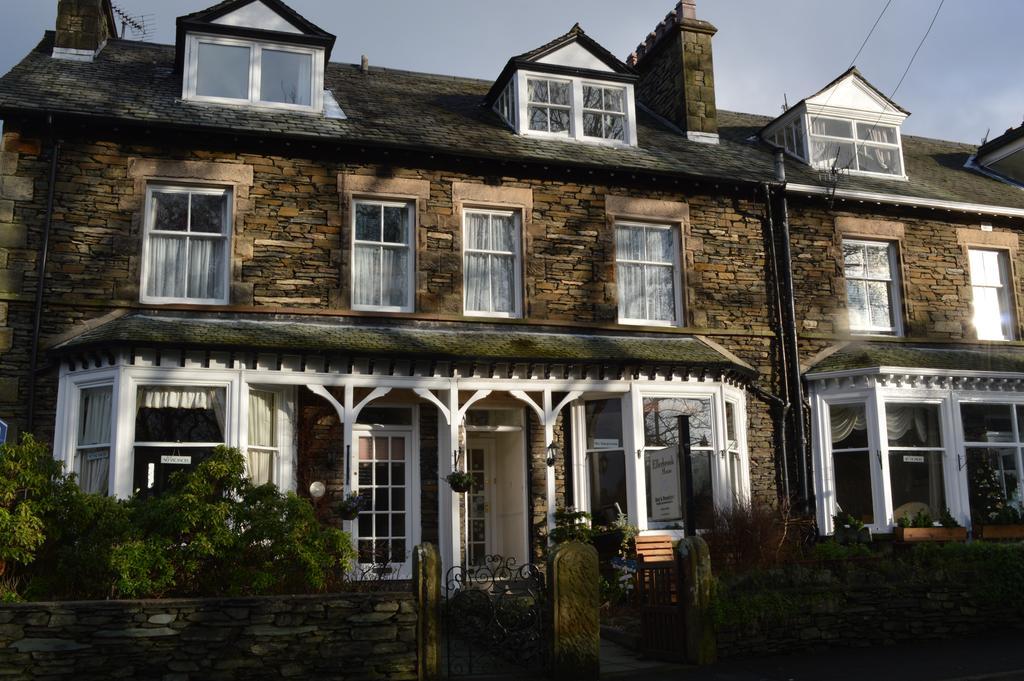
<box><xmin>702</xmin><ymin>501</ymin><xmax>811</xmax><ymax>575</ymax></box>
<box><xmin>549</xmin><ymin>508</ymin><xmax>594</xmax><ymax>545</ymax></box>
<box><xmin>3</xmin><ymin>440</ymin><xmax>356</xmax><ymax>601</ymax></box>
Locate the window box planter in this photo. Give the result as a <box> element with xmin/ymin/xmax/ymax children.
<box><xmin>894</xmin><ymin>527</ymin><xmax>967</xmax><ymax>542</ymax></box>
<box><xmin>975</xmin><ymin>524</ymin><xmax>1024</xmax><ymax>540</ymax></box>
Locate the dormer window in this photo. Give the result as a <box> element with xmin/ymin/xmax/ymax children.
<box><xmin>762</xmin><ymin>67</ymin><xmax>909</xmax><ymax>179</ymax></box>
<box><xmin>487</xmin><ymin>24</ymin><xmax>639</xmax><ymax>147</ymax></box>
<box><xmin>176</xmin><ymin>0</ymin><xmax>336</xmax><ymax>114</ymax></box>
<box><xmin>186</xmin><ymin>35</ymin><xmax>320</xmax><ymax>110</ymax></box>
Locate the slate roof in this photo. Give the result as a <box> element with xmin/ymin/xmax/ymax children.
<box><xmin>0</xmin><ymin>33</ymin><xmax>1021</xmax><ymax>210</ymax></box>
<box><xmin>52</xmin><ymin>313</ymin><xmax>753</xmax><ymax>374</ymax></box>
<box><xmin>806</xmin><ymin>342</ymin><xmax>1024</xmax><ymax>375</ymax></box>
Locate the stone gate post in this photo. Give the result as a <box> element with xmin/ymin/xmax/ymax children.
<box><xmin>413</xmin><ymin>543</ymin><xmax>441</xmax><ymax>681</ymax></box>
<box><xmin>679</xmin><ymin>535</ymin><xmax>717</xmax><ymax>665</ymax></box>
<box><xmin>548</xmin><ymin>541</ymin><xmax>600</xmax><ymax>680</ymax></box>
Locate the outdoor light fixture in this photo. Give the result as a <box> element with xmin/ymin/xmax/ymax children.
<box><xmin>309</xmin><ymin>481</ymin><xmax>326</xmax><ymax>500</ymax></box>
<box><xmin>546</xmin><ymin>443</ymin><xmax>559</xmax><ymax>468</ymax></box>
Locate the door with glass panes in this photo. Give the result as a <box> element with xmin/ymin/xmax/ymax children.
<box><xmin>466</xmin><ymin>440</ymin><xmax>495</xmax><ymax>566</ymax></box>
<box><xmin>355</xmin><ymin>431</ymin><xmax>413</xmax><ymax>577</ymax></box>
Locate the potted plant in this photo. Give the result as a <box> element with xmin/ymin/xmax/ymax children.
<box><xmin>592</xmin><ymin>512</ymin><xmax>638</xmax><ymax>561</ymax></box>
<box><xmin>833</xmin><ymin>511</ymin><xmax>871</xmax><ymax>545</ymax></box>
<box><xmin>337</xmin><ymin>491</ymin><xmax>367</xmax><ymax>521</ymax></box>
<box><xmin>445</xmin><ymin>470</ymin><xmax>474</xmax><ymax>493</ymax></box>
<box><xmin>894</xmin><ymin>508</ymin><xmax>967</xmax><ymax>542</ymax></box>
<box><xmin>975</xmin><ymin>503</ymin><xmax>1024</xmax><ymax>540</ymax></box>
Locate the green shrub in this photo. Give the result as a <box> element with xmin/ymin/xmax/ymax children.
<box><xmin>4</xmin><ymin>440</ymin><xmax>356</xmax><ymax>601</ymax></box>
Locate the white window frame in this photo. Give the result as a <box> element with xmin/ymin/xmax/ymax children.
<box><xmin>512</xmin><ymin>69</ymin><xmax>638</xmax><ymax>147</ymax></box>
<box><xmin>244</xmin><ymin>386</ymin><xmax>295</xmax><ymax>488</ymax></box>
<box><xmin>352</xmin><ymin>404</ymin><xmax>421</xmax><ymax>580</ymax></box>
<box><xmin>968</xmin><ymin>248</ymin><xmax>1016</xmax><ymax>341</ymax></box>
<box><xmin>571</xmin><ymin>383</ymin><xmax>749</xmax><ymax>537</ymax></box>
<box><xmin>615</xmin><ymin>221</ymin><xmax>684</xmax><ymax>327</ymax></box>
<box><xmin>139</xmin><ymin>183</ymin><xmax>232</xmax><ymax>306</ymax></box>
<box><xmin>55</xmin><ymin>371</ymin><xmax>119</xmax><ymax>496</ymax></box>
<box><xmin>581</xmin><ymin>83</ymin><xmax>628</xmax><ymax>143</ymax></box>
<box><xmin>350</xmin><ymin>198</ymin><xmax>416</xmax><ymax>313</ymax></box>
<box><xmin>812</xmin><ymin>383</ymin><xmax>963</xmax><ymax>536</ymax></box>
<box><xmin>954</xmin><ymin>397</ymin><xmax>1024</xmax><ymax>517</ymax></box>
<box><xmin>842</xmin><ymin>238</ymin><xmax>903</xmax><ymax>336</ymax></box>
<box><xmin>183</xmin><ymin>33</ymin><xmax>324</xmax><ymax>113</ymax></box>
<box><xmin>807</xmin><ymin>115</ymin><xmax>907</xmax><ymax>179</ymax></box>
<box><xmin>462</xmin><ymin>207</ymin><xmax>523</xmax><ymax>319</ymax></box>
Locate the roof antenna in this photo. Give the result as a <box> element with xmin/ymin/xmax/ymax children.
<box><xmin>111</xmin><ymin>3</ymin><xmax>153</xmax><ymax>41</ymax></box>
<box><xmin>361</xmin><ymin>55</ymin><xmax>369</xmax><ymax>74</ymax></box>
<box><xmin>782</xmin><ymin>93</ymin><xmax>789</xmax><ymax>113</ymax></box>
<box><xmin>981</xmin><ymin>127</ymin><xmax>990</xmax><ymax>146</ymax></box>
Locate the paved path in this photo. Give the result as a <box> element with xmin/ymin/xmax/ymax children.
<box><xmin>600</xmin><ymin>634</ymin><xmax>1024</xmax><ymax>681</ymax></box>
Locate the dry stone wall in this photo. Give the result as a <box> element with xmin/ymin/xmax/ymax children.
<box><xmin>0</xmin><ymin>592</ymin><xmax>418</xmax><ymax>681</ymax></box>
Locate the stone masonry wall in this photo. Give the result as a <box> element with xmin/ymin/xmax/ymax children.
<box><xmin>0</xmin><ymin>125</ymin><xmax>778</xmax><ymax>504</ymax></box>
<box><xmin>717</xmin><ymin>581</ymin><xmax>1022</xmax><ymax>659</ymax></box>
<box><xmin>0</xmin><ymin>592</ymin><xmax>418</xmax><ymax>681</ymax></box>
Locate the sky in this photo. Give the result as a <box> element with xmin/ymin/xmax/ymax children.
<box><xmin>0</xmin><ymin>0</ymin><xmax>1022</xmax><ymax>145</ymax></box>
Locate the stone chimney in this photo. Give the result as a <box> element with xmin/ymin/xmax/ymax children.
<box><xmin>628</xmin><ymin>1</ymin><xmax>719</xmax><ymax>144</ymax></box>
<box><xmin>53</xmin><ymin>0</ymin><xmax>117</xmax><ymax>61</ymax></box>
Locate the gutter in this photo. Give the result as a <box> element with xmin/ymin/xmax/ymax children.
<box><xmin>26</xmin><ymin>118</ymin><xmax>61</xmax><ymax>434</ymax></box>
<box><xmin>786</xmin><ymin>182</ymin><xmax>1024</xmax><ymax>218</ymax></box>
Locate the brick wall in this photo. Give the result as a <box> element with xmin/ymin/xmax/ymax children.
<box><xmin>0</xmin><ymin>592</ymin><xmax>418</xmax><ymax>680</ymax></box>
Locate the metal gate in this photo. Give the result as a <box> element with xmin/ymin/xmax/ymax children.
<box><xmin>443</xmin><ymin>555</ymin><xmax>548</xmax><ymax>678</ymax></box>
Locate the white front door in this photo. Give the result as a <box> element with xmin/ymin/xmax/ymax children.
<box><xmin>355</xmin><ymin>431</ymin><xmax>414</xmax><ymax>577</ymax></box>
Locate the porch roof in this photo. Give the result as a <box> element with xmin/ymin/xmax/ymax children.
<box><xmin>52</xmin><ymin>313</ymin><xmax>754</xmax><ymax>376</ymax></box>
<box><xmin>806</xmin><ymin>341</ymin><xmax>1024</xmax><ymax>377</ymax></box>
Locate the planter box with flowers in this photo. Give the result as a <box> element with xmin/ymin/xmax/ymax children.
<box><xmin>975</xmin><ymin>524</ymin><xmax>1024</xmax><ymax>540</ymax></box>
<box><xmin>894</xmin><ymin>508</ymin><xmax>966</xmax><ymax>543</ymax></box>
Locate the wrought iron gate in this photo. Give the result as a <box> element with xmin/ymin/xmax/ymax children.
<box><xmin>442</xmin><ymin>555</ymin><xmax>548</xmax><ymax>678</ymax></box>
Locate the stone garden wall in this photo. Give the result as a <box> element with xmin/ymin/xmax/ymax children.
<box><xmin>716</xmin><ymin>581</ymin><xmax>1023</xmax><ymax>659</ymax></box>
<box><xmin>0</xmin><ymin>591</ymin><xmax>418</xmax><ymax>681</ymax></box>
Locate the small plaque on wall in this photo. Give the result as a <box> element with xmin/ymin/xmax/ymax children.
<box><xmin>902</xmin><ymin>455</ymin><xmax>925</xmax><ymax>464</ymax></box>
<box><xmin>161</xmin><ymin>455</ymin><xmax>193</xmax><ymax>465</ymax></box>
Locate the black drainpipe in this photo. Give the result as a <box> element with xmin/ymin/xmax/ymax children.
<box><xmin>767</xmin><ymin>150</ymin><xmax>810</xmax><ymax>506</ymax></box>
<box><xmin>26</xmin><ymin>117</ymin><xmax>61</xmax><ymax>435</ymax></box>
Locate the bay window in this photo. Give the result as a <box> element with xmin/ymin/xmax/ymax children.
<box><xmin>583</xmin><ymin>399</ymin><xmax>627</xmax><ymax>525</ymax></box>
<box><xmin>463</xmin><ymin>209</ymin><xmax>521</xmax><ymax>317</ymax></box>
<box><xmin>828</xmin><ymin>403</ymin><xmax>875</xmax><ymax>525</ymax></box>
<box><xmin>886</xmin><ymin>404</ymin><xmax>946</xmax><ymax>523</ymax></box>
<box><xmin>142</xmin><ymin>185</ymin><xmax>231</xmax><ymax>305</ymax></box>
<box><xmin>616</xmin><ymin>222</ymin><xmax>681</xmax><ymax>325</ymax></box>
<box><xmin>968</xmin><ymin>248</ymin><xmax>1015</xmax><ymax>341</ymax></box>
<box><xmin>247</xmin><ymin>390</ymin><xmax>278</xmax><ymax>486</ymax></box>
<box><xmin>842</xmin><ymin>239</ymin><xmax>902</xmax><ymax>335</ymax></box>
<box><xmin>961</xmin><ymin>403</ymin><xmax>1024</xmax><ymax>524</ymax></box>
<box><xmin>352</xmin><ymin>200</ymin><xmax>414</xmax><ymax>312</ymax></box>
<box><xmin>76</xmin><ymin>386</ymin><xmax>113</xmax><ymax>495</ymax></box>
<box><xmin>133</xmin><ymin>386</ymin><xmax>226</xmax><ymax>497</ymax></box>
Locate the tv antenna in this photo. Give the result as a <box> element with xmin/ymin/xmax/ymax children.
<box><xmin>111</xmin><ymin>3</ymin><xmax>154</xmax><ymax>41</ymax></box>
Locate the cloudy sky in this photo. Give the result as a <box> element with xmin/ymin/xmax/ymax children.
<box><xmin>1</xmin><ymin>0</ymin><xmax>1021</xmax><ymax>145</ymax></box>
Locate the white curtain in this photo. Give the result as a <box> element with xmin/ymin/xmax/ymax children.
<box><xmin>138</xmin><ymin>386</ymin><xmax>226</xmax><ymax>434</ymax></box>
<box><xmin>147</xmin><ymin>236</ymin><xmax>187</xmax><ymax>298</ymax></box>
<box><xmin>381</xmin><ymin>246</ymin><xmax>408</xmax><ymax>308</ymax></box>
<box><xmin>187</xmin><ymin>238</ymin><xmax>224</xmax><ymax>300</ymax></box>
<box><xmin>830</xmin><ymin>405</ymin><xmax>867</xmax><ymax>444</ymax></box>
<box><xmin>248</xmin><ymin>390</ymin><xmax>276</xmax><ymax>486</ymax></box>
<box><xmin>645</xmin><ymin>264</ymin><xmax>676</xmax><ymax>322</ymax></box>
<box><xmin>491</xmin><ymin>254</ymin><xmax>514</xmax><ymax>313</ymax></box>
<box><xmin>353</xmin><ymin>244</ymin><xmax>379</xmax><ymax>307</ymax></box>
<box><xmin>465</xmin><ymin>253</ymin><xmax>489</xmax><ymax>312</ymax></box>
<box><xmin>78</xmin><ymin>387</ymin><xmax>112</xmax><ymax>495</ymax></box>
<box><xmin>885</xmin><ymin>404</ymin><xmax>932</xmax><ymax>444</ymax></box>
<box><xmin>617</xmin><ymin>263</ymin><xmax>644</xmax><ymax>319</ymax></box>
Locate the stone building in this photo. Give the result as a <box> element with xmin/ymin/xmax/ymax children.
<box><xmin>0</xmin><ymin>0</ymin><xmax>1021</xmax><ymax>576</ymax></box>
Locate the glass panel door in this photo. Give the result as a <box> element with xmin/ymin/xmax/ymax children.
<box><xmin>466</xmin><ymin>444</ymin><xmax>492</xmax><ymax>566</ymax></box>
<box><xmin>356</xmin><ymin>433</ymin><xmax>409</xmax><ymax>572</ymax></box>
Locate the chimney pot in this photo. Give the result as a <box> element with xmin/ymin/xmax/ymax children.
<box><xmin>360</xmin><ymin>55</ymin><xmax>369</xmax><ymax>74</ymax></box>
<box><xmin>682</xmin><ymin>0</ymin><xmax>698</xmax><ymax>20</ymax></box>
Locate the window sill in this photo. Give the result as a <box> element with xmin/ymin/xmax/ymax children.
<box><xmin>140</xmin><ymin>297</ymin><xmax>231</xmax><ymax>306</ymax></box>
<box><xmin>181</xmin><ymin>96</ymin><xmax>322</xmax><ymax>116</ymax></box>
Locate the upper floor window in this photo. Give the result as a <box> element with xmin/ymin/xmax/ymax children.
<box><xmin>527</xmin><ymin>78</ymin><xmax>572</xmax><ymax>135</ymax></box>
<box><xmin>185</xmin><ymin>34</ymin><xmax>322</xmax><ymax>111</ymax></box>
<box><xmin>141</xmin><ymin>185</ymin><xmax>231</xmax><ymax>305</ymax></box>
<box><xmin>810</xmin><ymin>117</ymin><xmax>903</xmax><ymax>177</ymax></box>
<box><xmin>842</xmin><ymin>239</ymin><xmax>902</xmax><ymax>335</ymax></box>
<box><xmin>464</xmin><ymin>209</ymin><xmax>522</xmax><ymax>318</ymax></box>
<box><xmin>616</xmin><ymin>222</ymin><xmax>681</xmax><ymax>326</ymax></box>
<box><xmin>582</xmin><ymin>85</ymin><xmax>626</xmax><ymax>141</ymax></box>
<box><xmin>969</xmin><ymin>248</ymin><xmax>1015</xmax><ymax>341</ymax></box>
<box><xmin>352</xmin><ymin>200</ymin><xmax>414</xmax><ymax>313</ymax></box>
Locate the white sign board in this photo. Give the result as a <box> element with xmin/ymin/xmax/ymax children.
<box><xmin>593</xmin><ymin>438</ymin><xmax>621</xmax><ymax>449</ymax></box>
<box><xmin>161</xmin><ymin>455</ymin><xmax>193</xmax><ymax>465</ymax></box>
<box><xmin>902</xmin><ymin>455</ymin><xmax>925</xmax><ymax>464</ymax></box>
<box><xmin>648</xmin><ymin>449</ymin><xmax>682</xmax><ymax>521</ymax></box>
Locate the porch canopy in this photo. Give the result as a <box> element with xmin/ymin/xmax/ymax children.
<box><xmin>52</xmin><ymin>312</ymin><xmax>755</xmax><ymax>571</ymax></box>
<box><xmin>808</xmin><ymin>341</ymin><xmax>1024</xmax><ymax>377</ymax></box>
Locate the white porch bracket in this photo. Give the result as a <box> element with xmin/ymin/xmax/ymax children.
<box><xmin>413</xmin><ymin>388</ymin><xmax>451</xmax><ymax>425</ymax></box>
<box><xmin>306</xmin><ymin>384</ymin><xmax>391</xmax><ymax>496</ymax></box>
<box><xmin>510</xmin><ymin>389</ymin><xmax>583</xmax><ymax>535</ymax></box>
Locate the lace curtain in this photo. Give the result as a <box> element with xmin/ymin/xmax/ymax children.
<box><xmin>147</xmin><ymin>236</ymin><xmax>223</xmax><ymax>300</ymax></box>
<box><xmin>465</xmin><ymin>212</ymin><xmax>515</xmax><ymax>313</ymax></box>
<box><xmin>137</xmin><ymin>386</ymin><xmax>226</xmax><ymax>433</ymax></box>
<box><xmin>78</xmin><ymin>387</ymin><xmax>112</xmax><ymax>495</ymax></box>
<box><xmin>247</xmin><ymin>391</ymin><xmax>276</xmax><ymax>486</ymax></box>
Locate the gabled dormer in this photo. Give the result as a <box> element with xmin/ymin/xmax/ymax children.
<box><xmin>175</xmin><ymin>0</ymin><xmax>336</xmax><ymax>113</ymax></box>
<box><xmin>762</xmin><ymin>67</ymin><xmax>910</xmax><ymax>179</ymax></box>
<box><xmin>485</xmin><ymin>25</ymin><xmax>639</xmax><ymax>147</ymax></box>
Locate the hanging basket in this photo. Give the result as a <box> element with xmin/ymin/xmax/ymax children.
<box><xmin>446</xmin><ymin>471</ymin><xmax>474</xmax><ymax>493</ymax></box>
